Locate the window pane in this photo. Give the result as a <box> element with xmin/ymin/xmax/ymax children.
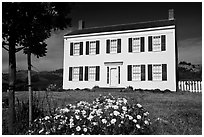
<box><xmin>132</xmin><ymin>65</ymin><xmax>141</xmax><ymax>81</ymax></box>
<box><xmin>89</xmin><ymin>66</ymin><xmax>96</xmax><ymax>81</ymax></box>
<box><xmin>73</xmin><ymin>67</ymin><xmax>79</xmax><ymax>81</ymax></box>
<box><xmin>110</xmin><ymin>39</ymin><xmax>117</xmax><ymax>53</ymax></box>
<box><xmin>74</xmin><ymin>43</ymin><xmax>80</xmax><ymax>55</ymax></box>
<box><xmin>89</xmin><ymin>41</ymin><xmax>96</xmax><ymax>54</ymax></box>
<box><xmin>132</xmin><ymin>37</ymin><xmax>140</xmax><ymax>52</ymax></box>
<box><xmin>153</xmin><ymin>64</ymin><xmax>162</xmax><ymax>81</ymax></box>
<box><xmin>153</xmin><ymin>36</ymin><xmax>161</xmax><ymax>52</ymax></box>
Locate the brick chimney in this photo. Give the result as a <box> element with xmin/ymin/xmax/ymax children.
<box><xmin>78</xmin><ymin>20</ymin><xmax>85</xmax><ymax>30</ymax></box>
<box><xmin>168</xmin><ymin>9</ymin><xmax>174</xmax><ymax>20</ymax></box>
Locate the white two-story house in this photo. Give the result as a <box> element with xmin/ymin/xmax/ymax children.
<box><xmin>63</xmin><ymin>9</ymin><xmax>178</xmax><ymax>91</ymax></box>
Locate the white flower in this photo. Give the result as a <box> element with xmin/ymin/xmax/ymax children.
<box><xmin>111</xmin><ymin>119</ymin><xmax>117</xmax><ymax>124</ymax></box>
<box><xmin>133</xmin><ymin>119</ymin><xmax>137</xmax><ymax>123</ymax></box>
<box><xmin>137</xmin><ymin>103</ymin><xmax>142</xmax><ymax>108</ymax></box>
<box><xmin>83</xmin><ymin>128</ymin><xmax>88</xmax><ymax>132</ymax></box>
<box><xmin>113</xmin><ymin>111</ymin><xmax>120</xmax><ymax>116</ymax></box>
<box><xmin>93</xmin><ymin>122</ymin><xmax>98</xmax><ymax>125</ymax></box>
<box><xmin>122</xmin><ymin>106</ymin><xmax>127</xmax><ymax>111</ymax></box>
<box><xmin>75</xmin><ymin>109</ymin><xmax>80</xmax><ymax>114</ymax></box>
<box><xmin>123</xmin><ymin>98</ymin><xmax>128</xmax><ymax>104</ymax></box>
<box><xmin>39</xmin><ymin>128</ymin><xmax>44</xmax><ymax>134</ymax></box>
<box><xmin>144</xmin><ymin>120</ymin><xmax>149</xmax><ymax>125</ymax></box>
<box><xmin>137</xmin><ymin>115</ymin><xmax>141</xmax><ymax>119</ymax></box>
<box><xmin>75</xmin><ymin>115</ymin><xmax>80</xmax><ymax>120</ymax></box>
<box><xmin>102</xmin><ymin>119</ymin><xmax>107</xmax><ymax>124</ymax></box>
<box><xmin>121</xmin><ymin>121</ymin><xmax>124</xmax><ymax>124</ymax></box>
<box><xmin>136</xmin><ymin>124</ymin><xmax>141</xmax><ymax>129</ymax></box>
<box><xmin>112</xmin><ymin>105</ymin><xmax>119</xmax><ymax>109</ymax></box>
<box><xmin>44</xmin><ymin>116</ymin><xmax>49</xmax><ymax>120</ymax></box>
<box><xmin>128</xmin><ymin>115</ymin><xmax>133</xmax><ymax>120</ymax></box>
<box><xmin>144</xmin><ymin>112</ymin><xmax>149</xmax><ymax>116</ymax></box>
<box><xmin>81</xmin><ymin>110</ymin><xmax>86</xmax><ymax>115</ymax></box>
<box><xmin>76</xmin><ymin>126</ymin><xmax>81</xmax><ymax>131</ymax></box>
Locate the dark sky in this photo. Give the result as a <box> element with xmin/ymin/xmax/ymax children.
<box><xmin>2</xmin><ymin>2</ymin><xmax>202</xmax><ymax>72</ymax></box>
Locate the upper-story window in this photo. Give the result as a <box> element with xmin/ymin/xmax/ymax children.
<box><xmin>106</xmin><ymin>39</ymin><xmax>121</xmax><ymax>54</ymax></box>
<box><xmin>74</xmin><ymin>43</ymin><xmax>80</xmax><ymax>55</ymax></box>
<box><xmin>148</xmin><ymin>35</ymin><xmax>166</xmax><ymax>52</ymax></box>
<box><xmin>86</xmin><ymin>40</ymin><xmax>100</xmax><ymax>55</ymax></box>
<box><xmin>70</xmin><ymin>42</ymin><xmax>83</xmax><ymax>56</ymax></box>
<box><xmin>128</xmin><ymin>37</ymin><xmax>144</xmax><ymax>53</ymax></box>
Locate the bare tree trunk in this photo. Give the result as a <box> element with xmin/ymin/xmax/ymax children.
<box><xmin>27</xmin><ymin>48</ymin><xmax>33</xmax><ymax>128</ymax></box>
<box><xmin>8</xmin><ymin>43</ymin><xmax>16</xmax><ymax>134</ymax></box>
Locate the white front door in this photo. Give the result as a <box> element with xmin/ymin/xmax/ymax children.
<box><xmin>110</xmin><ymin>68</ymin><xmax>118</xmax><ymax>87</ymax></box>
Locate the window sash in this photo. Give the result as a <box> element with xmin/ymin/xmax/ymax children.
<box><xmin>110</xmin><ymin>39</ymin><xmax>117</xmax><ymax>53</ymax></box>
<box><xmin>89</xmin><ymin>66</ymin><xmax>96</xmax><ymax>81</ymax></box>
<box><xmin>73</xmin><ymin>67</ymin><xmax>80</xmax><ymax>81</ymax></box>
<box><xmin>132</xmin><ymin>65</ymin><xmax>141</xmax><ymax>81</ymax></box>
<box><xmin>73</xmin><ymin>43</ymin><xmax>80</xmax><ymax>55</ymax></box>
<box><xmin>132</xmin><ymin>37</ymin><xmax>140</xmax><ymax>52</ymax></box>
<box><xmin>89</xmin><ymin>41</ymin><xmax>96</xmax><ymax>54</ymax></box>
<box><xmin>152</xmin><ymin>64</ymin><xmax>162</xmax><ymax>81</ymax></box>
<box><xmin>153</xmin><ymin>36</ymin><xmax>161</xmax><ymax>52</ymax></box>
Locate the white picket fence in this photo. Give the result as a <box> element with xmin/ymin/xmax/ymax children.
<box><xmin>178</xmin><ymin>81</ymin><xmax>202</xmax><ymax>93</ymax></box>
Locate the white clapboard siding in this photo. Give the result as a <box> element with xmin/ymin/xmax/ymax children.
<box><xmin>178</xmin><ymin>81</ymin><xmax>202</xmax><ymax>93</ymax></box>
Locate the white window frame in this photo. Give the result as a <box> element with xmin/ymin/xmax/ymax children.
<box><xmin>88</xmin><ymin>66</ymin><xmax>96</xmax><ymax>81</ymax></box>
<box><xmin>153</xmin><ymin>36</ymin><xmax>161</xmax><ymax>52</ymax></box>
<box><xmin>152</xmin><ymin>64</ymin><xmax>162</xmax><ymax>81</ymax></box>
<box><xmin>132</xmin><ymin>65</ymin><xmax>141</xmax><ymax>81</ymax></box>
<box><xmin>73</xmin><ymin>42</ymin><xmax>80</xmax><ymax>55</ymax></box>
<box><xmin>132</xmin><ymin>37</ymin><xmax>140</xmax><ymax>52</ymax></box>
<box><xmin>89</xmin><ymin>41</ymin><xmax>96</xmax><ymax>55</ymax></box>
<box><xmin>110</xmin><ymin>39</ymin><xmax>117</xmax><ymax>53</ymax></box>
<box><xmin>73</xmin><ymin>67</ymin><xmax>80</xmax><ymax>81</ymax></box>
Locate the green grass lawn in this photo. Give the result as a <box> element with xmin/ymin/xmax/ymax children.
<box><xmin>2</xmin><ymin>90</ymin><xmax>202</xmax><ymax>135</ymax></box>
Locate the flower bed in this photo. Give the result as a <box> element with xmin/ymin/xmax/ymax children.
<box><xmin>28</xmin><ymin>94</ymin><xmax>152</xmax><ymax>135</ymax></box>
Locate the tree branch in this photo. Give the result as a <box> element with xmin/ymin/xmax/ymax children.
<box><xmin>2</xmin><ymin>45</ymin><xmax>9</xmax><ymax>51</ymax></box>
<box><xmin>16</xmin><ymin>47</ymin><xmax>26</xmax><ymax>53</ymax></box>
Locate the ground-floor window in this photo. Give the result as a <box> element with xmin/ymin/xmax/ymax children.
<box><xmin>148</xmin><ymin>64</ymin><xmax>167</xmax><ymax>81</ymax></box>
<box><xmin>152</xmin><ymin>64</ymin><xmax>162</xmax><ymax>81</ymax></box>
<box><xmin>89</xmin><ymin>66</ymin><xmax>96</xmax><ymax>81</ymax></box>
<box><xmin>128</xmin><ymin>65</ymin><xmax>145</xmax><ymax>81</ymax></box>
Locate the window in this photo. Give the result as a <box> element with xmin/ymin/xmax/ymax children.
<box><xmin>132</xmin><ymin>65</ymin><xmax>141</xmax><ymax>81</ymax></box>
<box><xmin>106</xmin><ymin>39</ymin><xmax>121</xmax><ymax>53</ymax></box>
<box><xmin>152</xmin><ymin>64</ymin><xmax>162</xmax><ymax>81</ymax></box>
<box><xmin>110</xmin><ymin>39</ymin><xmax>117</xmax><ymax>53</ymax></box>
<box><xmin>86</xmin><ymin>40</ymin><xmax>100</xmax><ymax>55</ymax></box>
<box><xmin>89</xmin><ymin>41</ymin><xmax>96</xmax><ymax>54</ymax></box>
<box><xmin>148</xmin><ymin>35</ymin><xmax>166</xmax><ymax>52</ymax></box>
<box><xmin>127</xmin><ymin>65</ymin><xmax>145</xmax><ymax>81</ymax></box>
<box><xmin>132</xmin><ymin>38</ymin><xmax>140</xmax><ymax>52</ymax></box>
<box><xmin>129</xmin><ymin>37</ymin><xmax>144</xmax><ymax>53</ymax></box>
<box><xmin>85</xmin><ymin>66</ymin><xmax>100</xmax><ymax>81</ymax></box>
<box><xmin>89</xmin><ymin>66</ymin><xmax>96</xmax><ymax>81</ymax></box>
<box><xmin>73</xmin><ymin>67</ymin><xmax>79</xmax><ymax>81</ymax></box>
<box><xmin>73</xmin><ymin>43</ymin><xmax>80</xmax><ymax>55</ymax></box>
<box><xmin>153</xmin><ymin>36</ymin><xmax>161</xmax><ymax>52</ymax></box>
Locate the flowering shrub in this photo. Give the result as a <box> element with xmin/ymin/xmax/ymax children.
<box><xmin>28</xmin><ymin>94</ymin><xmax>152</xmax><ymax>135</ymax></box>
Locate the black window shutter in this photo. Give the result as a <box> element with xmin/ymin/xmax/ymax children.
<box><xmin>79</xmin><ymin>66</ymin><xmax>83</xmax><ymax>81</ymax></box>
<box><xmin>162</xmin><ymin>64</ymin><xmax>167</xmax><ymax>81</ymax></box>
<box><xmin>70</xmin><ymin>43</ymin><xmax>73</xmax><ymax>56</ymax></box>
<box><xmin>96</xmin><ymin>41</ymin><xmax>100</xmax><ymax>54</ymax></box>
<box><xmin>80</xmin><ymin>42</ymin><xmax>83</xmax><ymax>55</ymax></box>
<box><xmin>96</xmin><ymin>66</ymin><xmax>100</xmax><ymax>81</ymax></box>
<box><xmin>69</xmin><ymin>67</ymin><xmax>72</xmax><ymax>81</ymax></box>
<box><xmin>128</xmin><ymin>38</ymin><xmax>132</xmax><ymax>52</ymax></box>
<box><xmin>148</xmin><ymin>64</ymin><xmax>152</xmax><ymax>81</ymax></box>
<box><xmin>85</xmin><ymin>66</ymin><xmax>88</xmax><ymax>81</ymax></box>
<box><xmin>141</xmin><ymin>65</ymin><xmax>145</xmax><ymax>81</ymax></box>
<box><xmin>148</xmin><ymin>36</ymin><xmax>152</xmax><ymax>51</ymax></box>
<box><xmin>107</xmin><ymin>67</ymin><xmax>109</xmax><ymax>84</ymax></box>
<box><xmin>117</xmin><ymin>39</ymin><xmax>121</xmax><ymax>53</ymax></box>
<box><xmin>127</xmin><ymin>65</ymin><xmax>132</xmax><ymax>81</ymax></box>
<box><xmin>118</xmin><ymin>66</ymin><xmax>120</xmax><ymax>84</ymax></box>
<box><xmin>140</xmin><ymin>37</ymin><xmax>145</xmax><ymax>52</ymax></box>
<box><xmin>106</xmin><ymin>40</ymin><xmax>110</xmax><ymax>53</ymax></box>
<box><xmin>86</xmin><ymin>41</ymin><xmax>89</xmax><ymax>55</ymax></box>
<box><xmin>161</xmin><ymin>35</ymin><xmax>166</xmax><ymax>51</ymax></box>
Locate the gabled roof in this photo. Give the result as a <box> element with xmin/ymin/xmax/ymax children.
<box><xmin>65</xmin><ymin>19</ymin><xmax>175</xmax><ymax>36</ymax></box>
